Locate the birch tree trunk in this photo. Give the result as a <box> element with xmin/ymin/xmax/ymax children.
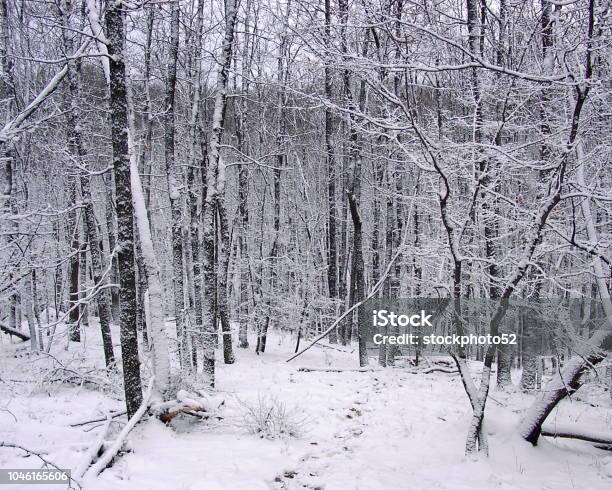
<box><xmin>130</xmin><ymin>153</ymin><xmax>171</xmax><ymax>397</ymax></box>
<box><xmin>203</xmin><ymin>0</ymin><xmax>239</xmax><ymax>370</ymax></box>
<box><xmin>185</xmin><ymin>0</ymin><xmax>205</xmax><ymax>369</ymax></box>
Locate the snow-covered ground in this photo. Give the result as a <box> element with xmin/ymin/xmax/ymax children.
<box><xmin>1</xmin><ymin>323</ymin><xmax>611</xmax><ymax>489</ymax></box>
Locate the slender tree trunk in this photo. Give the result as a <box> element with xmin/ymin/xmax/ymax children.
<box><xmin>185</xmin><ymin>0</ymin><xmax>205</xmax><ymax>368</ymax></box>
<box><xmin>67</xmin><ymin>182</ymin><xmax>81</xmax><ymax>341</ymax></box>
<box><xmin>104</xmin><ymin>174</ymin><xmax>120</xmax><ymax>323</ymax></box>
<box><xmin>135</xmin><ymin>3</ymin><xmax>155</xmax><ymax>350</ymax></box>
<box><xmin>59</xmin><ymin>0</ymin><xmax>115</xmax><ymax>365</ymax></box>
<box><xmin>31</xmin><ymin>269</ymin><xmax>44</xmax><ymax>350</ymax></box>
<box><xmin>130</xmin><ymin>150</ymin><xmax>172</xmax><ymax>397</ymax></box>
<box><xmin>324</xmin><ymin>0</ymin><xmax>338</xmax><ymax>345</ymax></box>
<box><xmin>140</xmin><ymin>6</ymin><xmax>154</xmax><ymax>221</ymax></box>
<box><xmin>216</xmin><ymin>202</ymin><xmax>235</xmax><ymax>363</ymax></box>
<box><xmin>81</xmin><ymin>182</ymin><xmax>115</xmax><ymax>367</ymax></box>
<box><xmin>348</xmin><ymin>189</ymin><xmax>367</xmax><ymax>367</ymax></box>
<box><xmin>105</xmin><ymin>0</ymin><xmax>143</xmax><ymax>418</ymax></box>
<box><xmin>203</xmin><ymin>0</ymin><xmax>239</xmax><ymax>369</ymax></box>
<box><xmin>236</xmin><ymin>10</ymin><xmax>251</xmax><ymax>349</ymax></box>
<box><xmin>492</xmin><ymin>0</ymin><xmax>510</xmax><ymax>388</ymax></box>
<box><xmin>164</xmin><ymin>0</ymin><xmax>188</xmax><ymax>369</ymax></box>
<box><xmin>79</xmin><ymin>242</ymin><xmax>89</xmax><ymax>327</ymax></box>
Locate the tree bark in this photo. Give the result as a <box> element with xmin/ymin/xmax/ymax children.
<box><xmin>59</xmin><ymin>0</ymin><xmax>115</xmax><ymax>366</ymax></box>
<box><xmin>324</xmin><ymin>0</ymin><xmax>338</xmax><ymax>345</ymax></box>
<box><xmin>104</xmin><ymin>0</ymin><xmax>143</xmax><ymax>418</ymax></box>
<box><xmin>67</xmin><ymin>180</ymin><xmax>81</xmax><ymax>342</ymax></box>
<box><xmin>163</xmin><ymin>0</ymin><xmax>188</xmax><ymax>370</ymax></box>
<box><xmin>203</xmin><ymin>0</ymin><xmax>239</xmax><ymax>370</ymax></box>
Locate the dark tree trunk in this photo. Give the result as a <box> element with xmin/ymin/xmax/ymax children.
<box><xmin>134</xmin><ymin>231</ymin><xmax>148</xmax><ymax>347</ymax></box>
<box><xmin>348</xmin><ymin>190</ymin><xmax>367</xmax><ymax>367</ymax></box>
<box><xmin>164</xmin><ymin>1</ymin><xmax>188</xmax><ymax>369</ymax></box>
<box><xmin>59</xmin><ymin>0</ymin><xmax>115</xmax><ymax>365</ymax></box>
<box><xmin>105</xmin><ymin>0</ymin><xmax>143</xmax><ymax>418</ymax></box>
<box><xmin>201</xmin><ymin>204</ymin><xmax>217</xmax><ymax>385</ymax></box>
<box><xmin>104</xmin><ymin>174</ymin><xmax>121</xmax><ymax>323</ymax></box>
<box><xmin>216</xmin><ymin>200</ymin><xmax>235</xmax><ymax>363</ymax></box>
<box><xmin>82</xmin><ymin>182</ymin><xmax>116</xmax><ymax>367</ymax></box>
<box><xmin>235</xmin><ymin>27</ymin><xmax>250</xmax><ymax>348</ymax></box>
<box><xmin>325</xmin><ymin>0</ymin><xmax>338</xmax><ymax>345</ymax></box>
<box><xmin>237</xmin><ymin>160</ymin><xmax>249</xmax><ymax>348</ymax></box>
<box><xmin>67</xmin><ymin>184</ymin><xmax>81</xmax><ymax>342</ymax></box>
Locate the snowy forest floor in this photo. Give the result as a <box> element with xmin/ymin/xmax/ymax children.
<box><xmin>1</xmin><ymin>321</ymin><xmax>611</xmax><ymax>490</ymax></box>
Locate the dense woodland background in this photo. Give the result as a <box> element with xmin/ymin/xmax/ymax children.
<box><xmin>0</xmin><ymin>0</ymin><xmax>610</xmax><ymax>459</ymax></box>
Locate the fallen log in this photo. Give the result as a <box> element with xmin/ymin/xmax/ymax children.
<box><xmin>0</xmin><ymin>321</ymin><xmax>30</xmax><ymax>341</ymax></box>
<box><xmin>403</xmin><ymin>367</ymin><xmax>459</xmax><ymax>375</ymax></box>
<box><xmin>151</xmin><ymin>390</ymin><xmax>223</xmax><ymax>424</ymax></box>
<box><xmin>541</xmin><ymin>423</ymin><xmax>612</xmax><ymax>446</ymax></box>
<box><xmin>422</xmin><ymin>367</ymin><xmax>458</xmax><ymax>375</ymax></box>
<box><xmin>297</xmin><ymin>366</ymin><xmax>377</xmax><ymax>373</ymax></box>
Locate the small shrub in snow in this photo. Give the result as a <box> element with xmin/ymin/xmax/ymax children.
<box><xmin>238</xmin><ymin>395</ymin><xmax>309</xmax><ymax>439</ymax></box>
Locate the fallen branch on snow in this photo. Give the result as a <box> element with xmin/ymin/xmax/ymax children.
<box><xmin>70</xmin><ymin>410</ymin><xmax>127</xmax><ymax>427</ymax></box>
<box><xmin>83</xmin><ymin>377</ymin><xmax>155</xmax><ymax>480</ymax></box>
<box><xmin>414</xmin><ymin>367</ymin><xmax>459</xmax><ymax>375</ymax></box>
<box><xmin>541</xmin><ymin>423</ymin><xmax>612</xmax><ymax>446</ymax></box>
<box><xmin>37</xmin><ymin>352</ymin><xmax>115</xmax><ymax>393</ymax></box>
<box><xmin>297</xmin><ymin>366</ymin><xmax>377</xmax><ymax>373</ymax></box>
<box><xmin>0</xmin><ymin>321</ymin><xmax>30</xmax><ymax>341</ymax></box>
